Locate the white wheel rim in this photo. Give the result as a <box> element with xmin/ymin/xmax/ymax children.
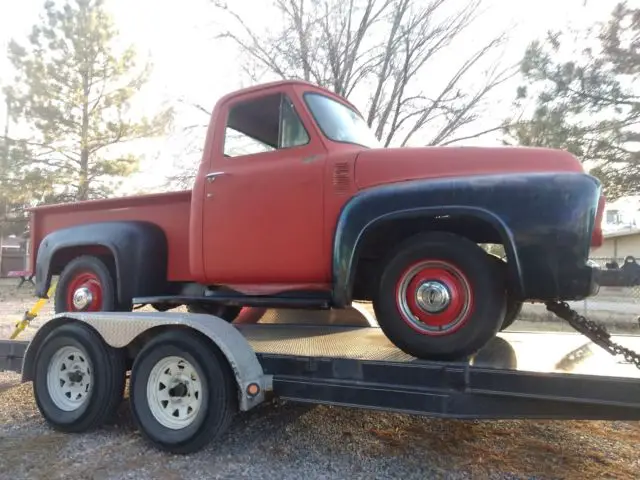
<box><xmin>46</xmin><ymin>346</ymin><xmax>93</xmax><ymax>412</ymax></box>
<box><xmin>146</xmin><ymin>356</ymin><xmax>203</xmax><ymax>430</ymax></box>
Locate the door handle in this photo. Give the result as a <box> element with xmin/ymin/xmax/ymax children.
<box><xmin>206</xmin><ymin>171</ymin><xmax>226</xmax><ymax>183</ymax></box>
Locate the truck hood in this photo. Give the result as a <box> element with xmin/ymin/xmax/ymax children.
<box><xmin>354</xmin><ymin>146</ymin><xmax>584</xmax><ymax>190</ymax></box>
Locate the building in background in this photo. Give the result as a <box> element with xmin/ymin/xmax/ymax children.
<box><xmin>603</xmin><ymin>195</ymin><xmax>640</xmax><ymax>234</ymax></box>
<box><xmin>591</xmin><ymin>228</ymin><xmax>640</xmax><ymax>265</ymax></box>
<box><xmin>0</xmin><ymin>234</ymin><xmax>27</xmax><ymax>277</ymax></box>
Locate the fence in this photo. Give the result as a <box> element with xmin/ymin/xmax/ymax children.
<box><xmin>509</xmin><ymin>256</ymin><xmax>639</xmax><ymax>334</ymax></box>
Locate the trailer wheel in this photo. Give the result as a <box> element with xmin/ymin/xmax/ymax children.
<box><xmin>32</xmin><ymin>322</ymin><xmax>126</xmax><ymax>432</ymax></box>
<box><xmin>55</xmin><ymin>255</ymin><xmax>118</xmax><ymax>313</ymax></box>
<box><xmin>500</xmin><ymin>298</ymin><xmax>523</xmax><ymax>331</ymax></box>
<box><xmin>130</xmin><ymin>329</ymin><xmax>236</xmax><ymax>454</ymax></box>
<box><xmin>373</xmin><ymin>232</ymin><xmax>506</xmax><ymax>360</ymax></box>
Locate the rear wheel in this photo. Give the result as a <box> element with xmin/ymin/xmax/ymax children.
<box><xmin>55</xmin><ymin>255</ymin><xmax>120</xmax><ymax>314</ymax></box>
<box><xmin>130</xmin><ymin>330</ymin><xmax>237</xmax><ymax>454</ymax></box>
<box><xmin>373</xmin><ymin>232</ymin><xmax>506</xmax><ymax>360</ymax></box>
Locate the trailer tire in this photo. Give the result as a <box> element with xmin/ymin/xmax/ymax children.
<box><xmin>130</xmin><ymin>329</ymin><xmax>236</xmax><ymax>454</ymax></box>
<box><xmin>32</xmin><ymin>322</ymin><xmax>126</xmax><ymax>433</ymax></box>
<box><xmin>373</xmin><ymin>231</ymin><xmax>506</xmax><ymax>360</ymax></box>
<box><xmin>55</xmin><ymin>255</ymin><xmax>118</xmax><ymax>313</ymax></box>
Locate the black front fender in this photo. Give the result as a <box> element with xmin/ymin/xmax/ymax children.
<box><xmin>332</xmin><ymin>172</ymin><xmax>601</xmax><ymax>306</ymax></box>
<box><xmin>35</xmin><ymin>221</ymin><xmax>168</xmax><ymax>304</ymax></box>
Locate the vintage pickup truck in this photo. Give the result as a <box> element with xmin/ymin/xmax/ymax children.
<box><xmin>28</xmin><ymin>80</ymin><xmax>605</xmax><ymax>360</ymax></box>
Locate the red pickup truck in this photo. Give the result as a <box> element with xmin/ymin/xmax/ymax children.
<box><xmin>29</xmin><ymin>80</ymin><xmax>605</xmax><ymax>360</ymax></box>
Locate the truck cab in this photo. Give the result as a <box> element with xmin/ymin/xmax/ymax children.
<box><xmin>189</xmin><ymin>82</ymin><xmax>373</xmax><ymax>290</ymax></box>
<box><xmin>29</xmin><ymin>80</ymin><xmax>605</xmax><ymax>360</ymax></box>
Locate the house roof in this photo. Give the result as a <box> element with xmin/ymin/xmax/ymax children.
<box><xmin>0</xmin><ymin>236</ymin><xmax>21</xmax><ymax>248</ymax></box>
<box><xmin>604</xmin><ymin>228</ymin><xmax>640</xmax><ymax>239</ymax></box>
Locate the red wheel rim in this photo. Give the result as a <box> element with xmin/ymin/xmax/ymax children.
<box><xmin>395</xmin><ymin>259</ymin><xmax>474</xmax><ymax>336</ymax></box>
<box><xmin>65</xmin><ymin>271</ymin><xmax>103</xmax><ymax>312</ymax></box>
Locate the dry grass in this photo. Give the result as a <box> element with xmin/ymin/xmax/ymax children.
<box><xmin>2</xmin><ymin>376</ymin><xmax>639</xmax><ymax>479</ymax></box>
<box><xmin>0</xmin><ymin>279</ymin><xmax>53</xmax><ymax>341</ymax></box>
<box><xmin>366</xmin><ymin>418</ymin><xmax>640</xmax><ymax>479</ymax></box>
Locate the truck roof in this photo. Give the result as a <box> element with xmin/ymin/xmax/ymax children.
<box><xmin>216</xmin><ymin>79</ymin><xmax>360</xmax><ymax>114</ymax></box>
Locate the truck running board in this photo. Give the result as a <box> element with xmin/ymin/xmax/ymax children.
<box><xmin>132</xmin><ymin>292</ymin><xmax>332</xmax><ymax>310</ymax></box>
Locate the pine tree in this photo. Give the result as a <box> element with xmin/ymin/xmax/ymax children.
<box><xmin>504</xmin><ymin>2</ymin><xmax>640</xmax><ymax>200</ymax></box>
<box><xmin>5</xmin><ymin>0</ymin><xmax>173</xmax><ymax>202</ymax></box>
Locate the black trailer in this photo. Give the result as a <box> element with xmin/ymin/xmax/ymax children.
<box><xmin>1</xmin><ymin>306</ymin><xmax>640</xmax><ymax>454</ymax></box>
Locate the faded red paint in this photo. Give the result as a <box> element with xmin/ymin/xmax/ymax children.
<box><xmin>354</xmin><ymin>146</ymin><xmax>584</xmax><ymax>190</ymax></box>
<box><xmin>30</xmin><ymin>191</ymin><xmax>192</xmax><ymax>281</ymax></box>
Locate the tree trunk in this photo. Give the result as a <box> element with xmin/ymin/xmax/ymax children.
<box><xmin>78</xmin><ymin>72</ymin><xmax>90</xmax><ymax>201</ymax></box>
<box><xmin>2</xmin><ymin>97</ymin><xmax>10</xmax><ymax>171</ymax></box>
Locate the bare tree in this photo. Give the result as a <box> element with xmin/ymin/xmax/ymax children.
<box><xmin>211</xmin><ymin>0</ymin><xmax>516</xmax><ymax>147</ymax></box>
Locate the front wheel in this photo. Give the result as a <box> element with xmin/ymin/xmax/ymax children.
<box><xmin>373</xmin><ymin>232</ymin><xmax>506</xmax><ymax>360</ymax></box>
<box><xmin>500</xmin><ymin>298</ymin><xmax>523</xmax><ymax>331</ymax></box>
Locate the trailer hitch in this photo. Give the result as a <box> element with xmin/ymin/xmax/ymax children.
<box><xmin>546</xmin><ymin>300</ymin><xmax>640</xmax><ymax>369</ymax></box>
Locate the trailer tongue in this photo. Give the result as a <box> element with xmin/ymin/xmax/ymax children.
<box><xmin>1</xmin><ymin>301</ymin><xmax>640</xmax><ymax>454</ymax></box>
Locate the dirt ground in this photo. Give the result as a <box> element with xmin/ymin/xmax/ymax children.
<box><xmin>1</xmin><ymin>278</ymin><xmax>640</xmax><ymax>479</ymax></box>
<box><xmin>1</xmin><ymin>371</ymin><xmax>639</xmax><ymax>480</ymax></box>
<box><xmin>0</xmin><ymin>279</ymin><xmax>57</xmax><ymax>344</ymax></box>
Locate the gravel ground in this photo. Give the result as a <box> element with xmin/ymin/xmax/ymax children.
<box><xmin>1</xmin><ymin>371</ymin><xmax>640</xmax><ymax>480</ymax></box>
<box><xmin>2</xmin><ymin>280</ymin><xmax>640</xmax><ymax>479</ymax></box>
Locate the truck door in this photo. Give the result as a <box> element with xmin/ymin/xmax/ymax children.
<box><xmin>202</xmin><ymin>90</ymin><xmax>328</xmax><ymax>287</ymax></box>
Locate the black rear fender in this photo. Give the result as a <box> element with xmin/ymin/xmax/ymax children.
<box><xmin>35</xmin><ymin>221</ymin><xmax>168</xmax><ymax>305</ymax></box>
<box><xmin>332</xmin><ymin>172</ymin><xmax>602</xmax><ymax>306</ymax></box>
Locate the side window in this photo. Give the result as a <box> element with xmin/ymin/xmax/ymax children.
<box><xmin>223</xmin><ymin>93</ymin><xmax>309</xmax><ymax>157</ymax></box>
<box><xmin>279</xmin><ymin>95</ymin><xmax>309</xmax><ymax>148</ymax></box>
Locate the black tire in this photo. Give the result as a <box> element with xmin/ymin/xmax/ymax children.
<box><xmin>130</xmin><ymin>329</ymin><xmax>237</xmax><ymax>454</ymax></box>
<box><xmin>187</xmin><ymin>303</ymin><xmax>241</xmax><ymax>322</ymax></box>
<box><xmin>471</xmin><ymin>336</ymin><xmax>518</xmax><ymax>369</ymax></box>
<box><xmin>500</xmin><ymin>298</ymin><xmax>523</xmax><ymax>331</ymax></box>
<box><xmin>485</xmin><ymin>254</ymin><xmax>523</xmax><ymax>331</ymax></box>
<box><xmin>32</xmin><ymin>322</ymin><xmax>126</xmax><ymax>433</ymax></box>
<box><xmin>373</xmin><ymin>231</ymin><xmax>506</xmax><ymax>360</ymax></box>
<box><xmin>54</xmin><ymin>255</ymin><xmax>118</xmax><ymax>314</ymax></box>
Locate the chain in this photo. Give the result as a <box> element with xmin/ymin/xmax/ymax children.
<box><xmin>545</xmin><ymin>301</ymin><xmax>640</xmax><ymax>370</ymax></box>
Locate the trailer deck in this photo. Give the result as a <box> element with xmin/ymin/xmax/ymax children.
<box><xmin>0</xmin><ymin>313</ymin><xmax>640</xmax><ymax>456</ymax></box>
<box><xmin>4</xmin><ymin>318</ymin><xmax>640</xmax><ymax>424</ymax></box>
<box><xmin>234</xmin><ymin>324</ymin><xmax>640</xmax><ymax>420</ymax></box>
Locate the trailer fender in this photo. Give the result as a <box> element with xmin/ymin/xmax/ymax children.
<box><xmin>34</xmin><ymin>221</ymin><xmax>168</xmax><ymax>305</ymax></box>
<box><xmin>21</xmin><ymin>312</ymin><xmax>269</xmax><ymax>411</ymax></box>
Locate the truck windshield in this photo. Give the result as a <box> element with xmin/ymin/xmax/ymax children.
<box><xmin>304</xmin><ymin>93</ymin><xmax>381</xmax><ymax>148</ymax></box>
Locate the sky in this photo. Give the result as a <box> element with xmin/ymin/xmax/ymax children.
<box><xmin>0</xmin><ymin>0</ymin><xmax>624</xmax><ymax>194</ymax></box>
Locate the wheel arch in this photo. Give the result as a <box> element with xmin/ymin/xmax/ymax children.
<box><xmin>333</xmin><ymin>196</ymin><xmax>524</xmax><ymax>307</ymax></box>
<box><xmin>35</xmin><ymin>221</ymin><xmax>168</xmax><ymax>307</ymax></box>
<box><xmin>22</xmin><ymin>312</ymin><xmax>268</xmax><ymax>412</ymax></box>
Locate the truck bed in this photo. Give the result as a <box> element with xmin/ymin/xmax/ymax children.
<box><xmin>29</xmin><ymin>191</ymin><xmax>193</xmax><ymax>281</ymax></box>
